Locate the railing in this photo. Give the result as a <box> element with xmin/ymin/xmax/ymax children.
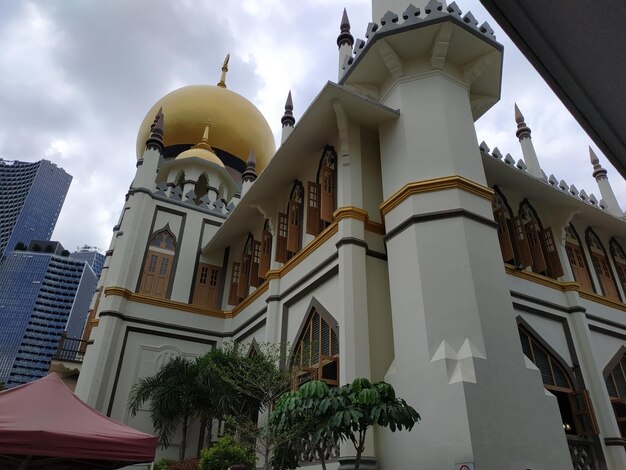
<box><xmin>53</xmin><ymin>333</ymin><xmax>89</xmax><ymax>363</ymax></box>
<box><xmin>568</xmin><ymin>439</ymin><xmax>600</xmax><ymax>470</ymax></box>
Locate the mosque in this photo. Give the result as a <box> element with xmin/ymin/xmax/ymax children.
<box><xmin>73</xmin><ymin>0</ymin><xmax>626</xmax><ymax>468</ymax></box>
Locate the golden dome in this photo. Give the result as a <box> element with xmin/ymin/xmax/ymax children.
<box><xmin>136</xmin><ymin>85</ymin><xmax>275</xmax><ymax>172</ymax></box>
<box><xmin>176</xmin><ymin>148</ymin><xmax>225</xmax><ymax>167</ymax></box>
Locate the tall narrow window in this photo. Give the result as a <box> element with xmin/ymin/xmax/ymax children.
<box><xmin>287</xmin><ymin>182</ymin><xmax>304</xmax><ymax>256</ymax></box>
<box><xmin>586</xmin><ymin>229</ymin><xmax>620</xmax><ymax>301</ymax></box>
<box><xmin>292</xmin><ymin>305</ymin><xmax>339</xmax><ymax>389</ymax></box>
<box><xmin>276</xmin><ymin>213</ymin><xmax>288</xmax><ymax>263</ymax></box>
<box><xmin>519</xmin><ymin>325</ymin><xmax>597</xmax><ymax>438</ymax></box>
<box><xmin>260</xmin><ymin>220</ymin><xmax>272</xmax><ymax>278</ymax></box>
<box><xmin>192</xmin><ymin>263</ymin><xmax>221</xmax><ymax>308</ymax></box>
<box><xmin>540</xmin><ymin>227</ymin><xmax>564</xmax><ymax>279</ymax></box>
<box><xmin>318</xmin><ymin>147</ymin><xmax>337</xmax><ymax>225</ymax></box>
<box><xmin>610</xmin><ymin>239</ymin><xmax>626</xmax><ymax>297</ymax></box>
<box><xmin>520</xmin><ymin>202</ymin><xmax>547</xmax><ymax>274</ymax></box>
<box><xmin>250</xmin><ymin>240</ymin><xmax>261</xmax><ymax>287</ymax></box>
<box><xmin>512</xmin><ymin>215</ymin><xmax>533</xmax><ymax>267</ymax></box>
<box><xmin>492</xmin><ymin>188</ymin><xmax>514</xmax><ymax>263</ymax></box>
<box><xmin>604</xmin><ymin>350</ymin><xmax>626</xmax><ymax>437</ymax></box>
<box><xmin>139</xmin><ymin>228</ymin><xmax>176</xmax><ymax>299</ymax></box>
<box><xmin>228</xmin><ymin>262</ymin><xmax>241</xmax><ymax>306</ymax></box>
<box><xmin>565</xmin><ymin>225</ymin><xmax>594</xmax><ymax>291</ymax></box>
<box><xmin>307</xmin><ymin>181</ymin><xmax>321</xmax><ymax>236</ymax></box>
<box><xmin>238</xmin><ymin>235</ymin><xmax>253</xmax><ymax>299</ymax></box>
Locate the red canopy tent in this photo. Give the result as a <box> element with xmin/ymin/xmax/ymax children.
<box><xmin>0</xmin><ymin>373</ymin><xmax>156</xmax><ymax>469</ymax></box>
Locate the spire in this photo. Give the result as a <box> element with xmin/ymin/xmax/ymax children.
<box><xmin>217</xmin><ymin>53</ymin><xmax>230</xmax><ymax>88</ymax></box>
<box><xmin>589</xmin><ymin>147</ymin><xmax>607</xmax><ymax>179</ymax></box>
<box><xmin>194</xmin><ymin>121</ymin><xmax>215</xmax><ymax>152</ymax></box>
<box><xmin>337</xmin><ymin>8</ymin><xmax>354</xmax><ymax>48</ymax></box>
<box><xmin>281</xmin><ymin>91</ymin><xmax>295</xmax><ymax>128</ymax></box>
<box><xmin>242</xmin><ymin>150</ymin><xmax>257</xmax><ymax>183</ymax></box>
<box><xmin>145</xmin><ymin>108</ymin><xmax>165</xmax><ymax>153</ymax></box>
<box><xmin>514</xmin><ymin>103</ymin><xmax>531</xmax><ymax>140</ymax></box>
<box><xmin>589</xmin><ymin>147</ymin><xmax>623</xmax><ymax>217</ymax></box>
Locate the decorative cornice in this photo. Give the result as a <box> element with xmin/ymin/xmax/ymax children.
<box><xmin>266</xmin><ymin>222</ymin><xmax>339</xmax><ymax>281</ymax></box>
<box><xmin>333</xmin><ymin>206</ymin><xmax>386</xmax><ymax>234</ymax></box>
<box><xmin>380</xmin><ymin>176</ymin><xmax>494</xmax><ymax>215</ymax></box>
<box><xmin>504</xmin><ymin>264</ymin><xmax>580</xmax><ymax>292</ymax></box>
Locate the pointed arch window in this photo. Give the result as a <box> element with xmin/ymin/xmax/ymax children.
<box><xmin>586</xmin><ymin>229</ymin><xmax>620</xmax><ymax>301</ymax></box>
<box><xmin>518</xmin><ymin>325</ymin><xmax>597</xmax><ymax>438</ymax></box>
<box><xmin>292</xmin><ymin>305</ymin><xmax>339</xmax><ymax>388</ymax></box>
<box><xmin>237</xmin><ymin>234</ymin><xmax>253</xmax><ymax>299</ymax></box>
<box><xmin>565</xmin><ymin>225</ymin><xmax>594</xmax><ymax>292</ymax></box>
<box><xmin>604</xmin><ymin>348</ymin><xmax>626</xmax><ymax>437</ymax></box>
<box><xmin>228</xmin><ymin>262</ymin><xmax>241</xmax><ymax>306</ymax></box>
<box><xmin>139</xmin><ymin>227</ymin><xmax>176</xmax><ymax>299</ymax></box>
<box><xmin>260</xmin><ymin>220</ymin><xmax>272</xmax><ymax>279</ymax></box>
<box><xmin>307</xmin><ymin>146</ymin><xmax>337</xmax><ymax>236</ymax></box>
<box><xmin>287</xmin><ymin>182</ymin><xmax>304</xmax><ymax>256</ymax></box>
<box><xmin>492</xmin><ymin>188</ymin><xmax>515</xmax><ymax>263</ymax></box>
<box><xmin>610</xmin><ymin>239</ymin><xmax>626</xmax><ymax>297</ymax></box>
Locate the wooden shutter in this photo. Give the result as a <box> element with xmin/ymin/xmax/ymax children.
<box><xmin>591</xmin><ymin>253</ymin><xmax>620</xmax><ymax>301</ymax></box>
<box><xmin>193</xmin><ymin>263</ymin><xmax>221</xmax><ymax>307</ymax></box>
<box><xmin>228</xmin><ymin>262</ymin><xmax>241</xmax><ymax>305</ymax></box>
<box><xmin>525</xmin><ymin>222</ymin><xmax>547</xmax><ymax>273</ymax></box>
<box><xmin>614</xmin><ymin>261</ymin><xmax>626</xmax><ymax>296</ymax></box>
<box><xmin>566</xmin><ymin>243</ymin><xmax>593</xmax><ymax>291</ymax></box>
<box><xmin>494</xmin><ymin>208</ymin><xmax>514</xmax><ymax>262</ymax></box>
<box><xmin>276</xmin><ymin>213</ymin><xmax>288</xmax><ymax>263</ymax></box>
<box><xmin>260</xmin><ymin>227</ymin><xmax>272</xmax><ymax>277</ymax></box>
<box><xmin>511</xmin><ymin>216</ymin><xmax>533</xmax><ymax>267</ymax></box>
<box><xmin>307</xmin><ymin>181</ymin><xmax>321</xmax><ymax>236</ymax></box>
<box><xmin>319</xmin><ymin>355</ymin><xmax>339</xmax><ymax>386</ymax></box>
<box><xmin>540</xmin><ymin>227</ymin><xmax>564</xmax><ymax>278</ymax></box>
<box><xmin>238</xmin><ymin>244</ymin><xmax>252</xmax><ymax>299</ymax></box>
<box><xmin>154</xmin><ymin>254</ymin><xmax>172</xmax><ymax>298</ymax></box>
<box><xmin>139</xmin><ymin>254</ymin><xmax>159</xmax><ymax>295</ymax></box>
<box><xmin>569</xmin><ymin>390</ymin><xmax>599</xmax><ymax>437</ymax></box>
<box><xmin>250</xmin><ymin>240</ymin><xmax>261</xmax><ymax>287</ymax></box>
<box><xmin>320</xmin><ymin>166</ymin><xmax>334</xmax><ymax>223</ymax></box>
<box><xmin>287</xmin><ymin>200</ymin><xmax>301</xmax><ymax>254</ymax></box>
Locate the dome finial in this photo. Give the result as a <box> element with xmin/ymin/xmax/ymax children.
<box><xmin>195</xmin><ymin>120</ymin><xmax>214</xmax><ymax>152</ymax></box>
<box><xmin>589</xmin><ymin>146</ymin><xmax>607</xmax><ymax>179</ymax></box>
<box><xmin>217</xmin><ymin>53</ymin><xmax>230</xmax><ymax>88</ymax></box>
<box><xmin>514</xmin><ymin>103</ymin><xmax>531</xmax><ymax>140</ymax></box>
<box><xmin>337</xmin><ymin>8</ymin><xmax>354</xmax><ymax>48</ymax></box>
<box><xmin>281</xmin><ymin>91</ymin><xmax>295</xmax><ymax>128</ymax></box>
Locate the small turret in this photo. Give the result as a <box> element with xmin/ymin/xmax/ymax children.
<box><xmin>241</xmin><ymin>150</ymin><xmax>257</xmax><ymax>197</ymax></box>
<box><xmin>590</xmin><ymin>147</ymin><xmax>623</xmax><ymax>217</ymax></box>
<box><xmin>337</xmin><ymin>8</ymin><xmax>354</xmax><ymax>81</ymax></box>
<box><xmin>134</xmin><ymin>109</ymin><xmax>164</xmax><ymax>189</ymax></box>
<box><xmin>281</xmin><ymin>91</ymin><xmax>295</xmax><ymax>144</ymax></box>
<box><xmin>145</xmin><ymin>107</ymin><xmax>164</xmax><ymax>154</ymax></box>
<box><xmin>514</xmin><ymin>104</ymin><xmax>542</xmax><ymax>178</ymax></box>
<box><xmin>217</xmin><ymin>53</ymin><xmax>230</xmax><ymax>89</ymax></box>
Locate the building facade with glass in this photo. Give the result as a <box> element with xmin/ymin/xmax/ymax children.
<box><xmin>70</xmin><ymin>246</ymin><xmax>106</xmax><ymax>278</ymax></box>
<box><xmin>0</xmin><ymin>159</ymin><xmax>72</xmax><ymax>258</ymax></box>
<box><xmin>0</xmin><ymin>241</ymin><xmax>97</xmax><ymax>387</ymax></box>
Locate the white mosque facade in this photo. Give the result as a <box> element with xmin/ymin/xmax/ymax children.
<box><xmin>75</xmin><ymin>1</ymin><xmax>626</xmax><ymax>468</ymax></box>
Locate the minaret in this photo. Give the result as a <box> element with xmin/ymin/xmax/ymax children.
<box><xmin>217</xmin><ymin>53</ymin><xmax>230</xmax><ymax>88</ymax></box>
<box><xmin>515</xmin><ymin>104</ymin><xmax>542</xmax><ymax>178</ymax></box>
<box><xmin>590</xmin><ymin>147</ymin><xmax>623</xmax><ymax>217</ymax></box>
<box><xmin>133</xmin><ymin>108</ymin><xmax>164</xmax><ymax>190</ymax></box>
<box><xmin>337</xmin><ymin>8</ymin><xmax>354</xmax><ymax>81</ymax></box>
<box><xmin>281</xmin><ymin>91</ymin><xmax>295</xmax><ymax>144</ymax></box>
<box><xmin>241</xmin><ymin>150</ymin><xmax>257</xmax><ymax>197</ymax></box>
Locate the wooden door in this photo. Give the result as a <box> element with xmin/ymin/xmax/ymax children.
<box><xmin>526</xmin><ymin>221</ymin><xmax>547</xmax><ymax>273</ymax></box>
<box><xmin>307</xmin><ymin>181</ymin><xmax>321</xmax><ymax>235</ymax></box>
<box><xmin>540</xmin><ymin>227</ymin><xmax>564</xmax><ymax>278</ymax></box>
<box><xmin>591</xmin><ymin>253</ymin><xmax>620</xmax><ymax>300</ymax></box>
<box><xmin>276</xmin><ymin>213</ymin><xmax>288</xmax><ymax>263</ymax></box>
<box><xmin>494</xmin><ymin>208</ymin><xmax>514</xmax><ymax>262</ymax></box>
<box><xmin>511</xmin><ymin>216</ymin><xmax>533</xmax><ymax>267</ymax></box>
<box><xmin>320</xmin><ymin>166</ymin><xmax>334</xmax><ymax>223</ymax></box>
<box><xmin>566</xmin><ymin>243</ymin><xmax>593</xmax><ymax>291</ymax></box>
<box><xmin>287</xmin><ymin>200</ymin><xmax>301</xmax><ymax>254</ymax></box>
<box><xmin>260</xmin><ymin>227</ymin><xmax>272</xmax><ymax>277</ymax></box>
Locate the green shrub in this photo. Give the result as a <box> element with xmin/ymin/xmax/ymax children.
<box><xmin>154</xmin><ymin>457</ymin><xmax>176</xmax><ymax>470</ymax></box>
<box><xmin>199</xmin><ymin>436</ymin><xmax>255</xmax><ymax>470</ymax></box>
<box><xmin>169</xmin><ymin>459</ymin><xmax>199</xmax><ymax>470</ymax></box>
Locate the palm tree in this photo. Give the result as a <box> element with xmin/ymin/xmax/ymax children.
<box><xmin>128</xmin><ymin>356</ymin><xmax>198</xmax><ymax>462</ymax></box>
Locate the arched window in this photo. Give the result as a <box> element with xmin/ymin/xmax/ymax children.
<box><xmin>276</xmin><ymin>181</ymin><xmax>304</xmax><ymax>262</ymax></box>
<box><xmin>237</xmin><ymin>234</ymin><xmax>254</xmax><ymax>299</ymax></box>
<box><xmin>586</xmin><ymin>229</ymin><xmax>620</xmax><ymax>301</ymax></box>
<box><xmin>492</xmin><ymin>187</ymin><xmax>515</xmax><ymax>263</ymax></box>
<box><xmin>291</xmin><ymin>303</ymin><xmax>339</xmax><ymax>388</ymax></box>
<box><xmin>518</xmin><ymin>324</ymin><xmax>597</xmax><ymax>438</ymax></box>
<box><xmin>259</xmin><ymin>219</ymin><xmax>272</xmax><ymax>279</ymax></box>
<box><xmin>194</xmin><ymin>173</ymin><xmax>209</xmax><ymax>205</ymax></box>
<box><xmin>610</xmin><ymin>238</ymin><xmax>626</xmax><ymax>297</ymax></box>
<box><xmin>139</xmin><ymin>227</ymin><xmax>176</xmax><ymax>299</ymax></box>
<box><xmin>307</xmin><ymin>146</ymin><xmax>337</xmax><ymax>236</ymax></box>
<box><xmin>604</xmin><ymin>348</ymin><xmax>626</xmax><ymax>437</ymax></box>
<box><xmin>565</xmin><ymin>225</ymin><xmax>594</xmax><ymax>292</ymax></box>
<box><xmin>518</xmin><ymin>201</ymin><xmax>563</xmax><ymax>278</ymax></box>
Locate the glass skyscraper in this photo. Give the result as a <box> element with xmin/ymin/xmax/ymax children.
<box><xmin>0</xmin><ymin>241</ymin><xmax>97</xmax><ymax>388</ymax></box>
<box><xmin>0</xmin><ymin>159</ymin><xmax>72</xmax><ymax>258</ymax></box>
<box><xmin>70</xmin><ymin>246</ymin><xmax>106</xmax><ymax>278</ymax></box>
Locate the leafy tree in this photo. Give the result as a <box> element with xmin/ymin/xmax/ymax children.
<box><xmin>271</xmin><ymin>378</ymin><xmax>420</xmax><ymax>470</ymax></box>
<box><xmin>199</xmin><ymin>435</ymin><xmax>255</xmax><ymax>470</ymax></box>
<box><xmin>128</xmin><ymin>356</ymin><xmax>199</xmax><ymax>462</ymax></box>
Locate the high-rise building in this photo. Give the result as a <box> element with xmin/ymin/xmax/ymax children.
<box><xmin>0</xmin><ymin>159</ymin><xmax>72</xmax><ymax>258</ymax></box>
<box><xmin>0</xmin><ymin>240</ymin><xmax>97</xmax><ymax>388</ymax></box>
<box><xmin>71</xmin><ymin>246</ymin><xmax>106</xmax><ymax>278</ymax></box>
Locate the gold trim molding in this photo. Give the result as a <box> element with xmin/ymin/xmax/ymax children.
<box><xmin>579</xmin><ymin>290</ymin><xmax>626</xmax><ymax>313</ymax></box>
<box><xmin>333</xmin><ymin>206</ymin><xmax>386</xmax><ymax>234</ymax></box>
<box><xmin>380</xmin><ymin>176</ymin><xmax>494</xmax><ymax>215</ymax></box>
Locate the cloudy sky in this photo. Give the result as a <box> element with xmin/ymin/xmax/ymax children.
<box><xmin>0</xmin><ymin>0</ymin><xmax>623</xmax><ymax>252</ymax></box>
